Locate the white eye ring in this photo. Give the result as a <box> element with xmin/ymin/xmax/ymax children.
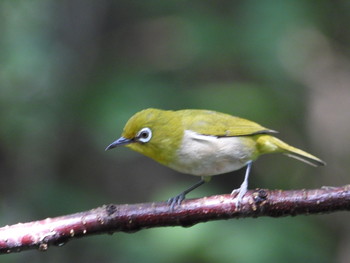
<box><xmin>136</xmin><ymin>127</ymin><xmax>152</xmax><ymax>143</ymax></box>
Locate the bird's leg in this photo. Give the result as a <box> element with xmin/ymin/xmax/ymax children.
<box><xmin>168</xmin><ymin>176</ymin><xmax>209</xmax><ymax>210</ymax></box>
<box><xmin>231</xmin><ymin>161</ymin><xmax>252</xmax><ymax>207</ymax></box>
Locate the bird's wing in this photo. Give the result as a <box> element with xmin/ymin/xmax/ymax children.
<box><xmin>180</xmin><ymin>109</ymin><xmax>277</xmax><ymax>137</ymax></box>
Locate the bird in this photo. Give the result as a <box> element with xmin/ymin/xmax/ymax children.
<box><xmin>106</xmin><ymin>108</ymin><xmax>325</xmax><ymax>209</ymax></box>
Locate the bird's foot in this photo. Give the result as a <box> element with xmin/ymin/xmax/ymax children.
<box><xmin>167</xmin><ymin>179</ymin><xmax>206</xmax><ymax>211</ymax></box>
<box><xmin>231</xmin><ymin>161</ymin><xmax>251</xmax><ymax>209</ymax></box>
<box><xmin>231</xmin><ymin>187</ymin><xmax>247</xmax><ymax>209</ymax></box>
<box><xmin>167</xmin><ymin>192</ymin><xmax>186</xmax><ymax>211</ymax></box>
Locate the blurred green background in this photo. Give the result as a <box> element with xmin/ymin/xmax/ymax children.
<box><xmin>1</xmin><ymin>0</ymin><xmax>350</xmax><ymax>262</ymax></box>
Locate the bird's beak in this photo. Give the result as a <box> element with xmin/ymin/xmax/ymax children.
<box><xmin>105</xmin><ymin>137</ymin><xmax>133</xmax><ymax>151</ymax></box>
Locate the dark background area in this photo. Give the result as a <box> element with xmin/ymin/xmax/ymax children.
<box><xmin>1</xmin><ymin>1</ymin><xmax>349</xmax><ymax>262</ymax></box>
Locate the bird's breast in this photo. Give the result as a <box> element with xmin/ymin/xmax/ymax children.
<box><xmin>170</xmin><ymin>130</ymin><xmax>257</xmax><ymax>176</ymax></box>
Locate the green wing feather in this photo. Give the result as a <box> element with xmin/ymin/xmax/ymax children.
<box><xmin>178</xmin><ymin>109</ymin><xmax>277</xmax><ymax>137</ymax></box>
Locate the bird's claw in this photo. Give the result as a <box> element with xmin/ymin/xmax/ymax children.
<box><xmin>231</xmin><ymin>187</ymin><xmax>240</xmax><ymax>195</ymax></box>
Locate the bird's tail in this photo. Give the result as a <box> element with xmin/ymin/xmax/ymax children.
<box><xmin>256</xmin><ymin>135</ymin><xmax>326</xmax><ymax>167</ymax></box>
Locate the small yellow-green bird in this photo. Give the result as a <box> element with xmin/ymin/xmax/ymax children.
<box><xmin>106</xmin><ymin>108</ymin><xmax>325</xmax><ymax>209</ymax></box>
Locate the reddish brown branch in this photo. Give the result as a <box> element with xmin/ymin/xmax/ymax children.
<box><xmin>1</xmin><ymin>185</ymin><xmax>349</xmax><ymax>254</ymax></box>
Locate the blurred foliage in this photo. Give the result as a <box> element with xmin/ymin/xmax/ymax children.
<box><xmin>0</xmin><ymin>0</ymin><xmax>350</xmax><ymax>262</ymax></box>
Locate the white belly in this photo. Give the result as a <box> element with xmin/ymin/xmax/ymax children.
<box><xmin>170</xmin><ymin>130</ymin><xmax>255</xmax><ymax>176</ymax></box>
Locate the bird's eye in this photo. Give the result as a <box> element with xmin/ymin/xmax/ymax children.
<box><xmin>136</xmin><ymin>127</ymin><xmax>152</xmax><ymax>143</ymax></box>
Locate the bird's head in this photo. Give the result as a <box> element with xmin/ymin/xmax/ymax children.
<box><xmin>106</xmin><ymin>108</ymin><xmax>182</xmax><ymax>165</ymax></box>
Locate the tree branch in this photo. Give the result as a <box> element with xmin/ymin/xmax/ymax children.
<box><xmin>1</xmin><ymin>185</ymin><xmax>349</xmax><ymax>254</ymax></box>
